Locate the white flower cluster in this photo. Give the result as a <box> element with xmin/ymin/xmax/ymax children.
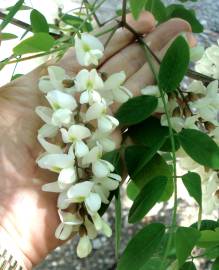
<box><xmin>35</xmin><ymin>33</ymin><xmax>132</xmax><ymax>258</ymax></box>
<box><xmin>195</xmin><ymin>40</ymin><xmax>219</xmax><ymax>79</ymax></box>
<box><xmin>148</xmin><ymin>42</ymin><xmax>219</xmax><ymax>214</ymax></box>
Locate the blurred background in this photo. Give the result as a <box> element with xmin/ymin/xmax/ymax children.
<box><xmin>0</xmin><ymin>0</ymin><xmax>219</xmax><ymax>269</ymax></box>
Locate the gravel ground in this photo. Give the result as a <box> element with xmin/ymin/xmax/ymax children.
<box><xmin>35</xmin><ymin>1</ymin><xmax>219</xmax><ymax>269</ymax></box>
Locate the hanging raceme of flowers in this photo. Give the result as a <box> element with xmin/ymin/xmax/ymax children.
<box><xmin>35</xmin><ymin>33</ymin><xmax>132</xmax><ymax>258</ymax></box>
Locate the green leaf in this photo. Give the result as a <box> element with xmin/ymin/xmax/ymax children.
<box><xmin>128</xmin><ymin>116</ymin><xmax>180</xmax><ymax>152</ymax></box>
<box><xmin>0</xmin><ymin>33</ymin><xmax>17</xmax><ymax>40</ymax></box>
<box><xmin>127</xmin><ymin>181</ymin><xmax>139</xmax><ymax>201</ymax></box>
<box><xmin>129</xmin><ymin>0</ymin><xmax>147</xmax><ymax>19</ymax></box>
<box><xmin>175</xmin><ymin>227</ymin><xmax>201</xmax><ymax>267</ymax></box>
<box><xmin>158</xmin><ymin>36</ymin><xmax>190</xmax><ymax>93</ymax></box>
<box><xmin>115</xmin><ymin>188</ymin><xmax>122</xmax><ymax>259</ymax></box>
<box><xmin>129</xmin><ymin>176</ymin><xmax>168</xmax><ymax>223</ymax></box>
<box><xmin>182</xmin><ymin>172</ymin><xmax>202</xmax><ymax>207</ymax></box>
<box><xmin>180</xmin><ymin>262</ymin><xmax>196</xmax><ymax>270</ymax></box>
<box><xmin>191</xmin><ymin>220</ymin><xmax>219</xmax><ymax>231</ymax></box>
<box><xmin>178</xmin><ymin>129</ymin><xmax>219</xmax><ymax>170</ymax></box>
<box><xmin>125</xmin><ymin>145</ymin><xmax>163</xmax><ymax>178</ymax></box>
<box><xmin>117</xmin><ymin>223</ymin><xmax>165</xmax><ymax>270</ymax></box>
<box><xmin>197</xmin><ymin>229</ymin><xmax>219</xmax><ymax>248</ymax></box>
<box><xmin>145</xmin><ymin>0</ymin><xmax>167</xmax><ymax>23</ymax></box>
<box><xmin>116</xmin><ymin>95</ymin><xmax>158</xmax><ymax>126</ymax></box>
<box><xmin>204</xmin><ymin>246</ymin><xmax>219</xmax><ymax>259</ymax></box>
<box><xmin>30</xmin><ymin>9</ymin><xmax>49</xmax><ymax>33</ymax></box>
<box><xmin>11</xmin><ymin>74</ymin><xmax>23</xmax><ymax>81</ymax></box>
<box><xmin>140</xmin><ymin>258</ymin><xmax>161</xmax><ymax>270</ymax></box>
<box><xmin>212</xmin><ymin>258</ymin><xmax>219</xmax><ymax>270</ymax></box>
<box><xmin>61</xmin><ymin>14</ymin><xmax>93</xmax><ymax>32</ymax></box>
<box><xmin>126</xmin><ymin>151</ymin><xmax>173</xmax><ymax>202</ymax></box>
<box><xmin>169</xmin><ymin>7</ymin><xmax>203</xmax><ymax>33</ymax></box>
<box><xmin>13</xmin><ymin>33</ymin><xmax>55</xmax><ymax>55</ymax></box>
<box><xmin>0</xmin><ymin>0</ymin><xmax>24</xmax><ymax>31</ymax></box>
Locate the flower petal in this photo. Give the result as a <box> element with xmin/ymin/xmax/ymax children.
<box><xmin>85</xmin><ymin>192</ymin><xmax>101</xmax><ymax>213</ymax></box>
<box><xmin>46</xmin><ymin>90</ymin><xmax>77</xmax><ymax>111</ymax></box>
<box><xmin>37</xmin><ymin>135</ymin><xmax>62</xmax><ymax>154</ymax></box>
<box><xmin>104</xmin><ymin>71</ymin><xmax>126</xmax><ymax>90</ymax></box>
<box><xmin>68</xmin><ymin>125</ymin><xmax>91</xmax><ymax>140</ymax></box>
<box><xmin>51</xmin><ymin>108</ymin><xmax>72</xmax><ymax>127</ymax></box>
<box><xmin>42</xmin><ymin>181</ymin><xmax>63</xmax><ymax>192</ymax></box>
<box><xmin>86</xmin><ymin>102</ymin><xmax>105</xmax><ymax>121</ymax></box>
<box><xmin>75</xmin><ymin>140</ymin><xmax>89</xmax><ymax>158</ymax></box>
<box><xmin>58</xmin><ymin>167</ymin><xmax>77</xmax><ymax>185</ymax></box>
<box><xmin>77</xmin><ymin>235</ymin><xmax>92</xmax><ymax>258</ymax></box>
<box><xmin>35</xmin><ymin>106</ymin><xmax>53</xmax><ymax>124</ymax></box>
<box><xmin>67</xmin><ymin>181</ymin><xmax>94</xmax><ymax>201</ymax></box>
<box><xmin>38</xmin><ymin>124</ymin><xmax>58</xmax><ymax>138</ymax></box>
<box><xmin>37</xmin><ymin>153</ymin><xmax>74</xmax><ymax>172</ymax></box>
<box><xmin>55</xmin><ymin>223</ymin><xmax>73</xmax><ymax>240</ymax></box>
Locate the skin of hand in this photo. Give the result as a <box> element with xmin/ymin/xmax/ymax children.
<box><xmin>0</xmin><ymin>12</ymin><xmax>196</xmax><ymax>269</ymax></box>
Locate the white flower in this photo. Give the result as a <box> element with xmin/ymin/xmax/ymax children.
<box><xmin>39</xmin><ymin>66</ymin><xmax>75</xmax><ymax>93</ymax></box>
<box><xmin>37</xmin><ymin>134</ymin><xmax>62</xmax><ymax>154</ymax></box>
<box><xmin>161</xmin><ymin>115</ymin><xmax>199</xmax><ymax>132</ymax></box>
<box><xmin>58</xmin><ymin>167</ymin><xmax>77</xmax><ymax>186</ymax></box>
<box><xmin>82</xmin><ymin>146</ymin><xmax>115</xmax><ymax>178</ymax></box>
<box><xmin>141</xmin><ymin>85</ymin><xmax>168</xmax><ymax>113</ymax></box>
<box><xmin>77</xmin><ymin>235</ymin><xmax>92</xmax><ymax>258</ymax></box>
<box><xmin>55</xmin><ymin>210</ymin><xmax>82</xmax><ymax>240</ymax></box>
<box><xmin>37</xmin><ymin>153</ymin><xmax>74</xmax><ymax>173</ymax></box>
<box><xmin>187</xmin><ymin>80</ymin><xmax>206</xmax><ymax>95</ymax></box>
<box><xmin>35</xmin><ymin>106</ymin><xmax>53</xmax><ymax>124</ymax></box>
<box><xmin>38</xmin><ymin>124</ymin><xmax>58</xmax><ymax>138</ymax></box>
<box><xmin>195</xmin><ymin>41</ymin><xmax>219</xmax><ymax>79</ymax></box>
<box><xmin>75</xmin><ymin>33</ymin><xmax>104</xmax><ymax>66</ymax></box>
<box><xmin>87</xmin><ymin>130</ymin><xmax>116</xmax><ymax>152</ymax></box>
<box><xmin>61</xmin><ymin>124</ymin><xmax>91</xmax><ymax>158</ymax></box>
<box><xmin>103</xmin><ymin>71</ymin><xmax>132</xmax><ymax>103</ymax></box>
<box><xmin>84</xmin><ymin>216</ymin><xmax>97</xmax><ymax>239</ymax></box>
<box><xmin>85</xmin><ymin>102</ymin><xmax>119</xmax><ymax>133</ymax></box>
<box><xmin>51</xmin><ymin>108</ymin><xmax>73</xmax><ymax>127</ymax></box>
<box><xmin>202</xmin><ymin>172</ymin><xmax>219</xmax><ymax>214</ymax></box>
<box><xmin>46</xmin><ymin>90</ymin><xmax>77</xmax><ymax>111</ymax></box>
<box><xmin>190</xmin><ymin>45</ymin><xmax>205</xmax><ymax>62</ymax></box>
<box><xmin>93</xmin><ymin>174</ymin><xmax>121</xmax><ymax>204</ymax></box>
<box><xmin>189</xmin><ymin>80</ymin><xmax>219</xmax><ymax>125</ymax></box>
<box><xmin>85</xmin><ymin>192</ymin><xmax>102</xmax><ymax>213</ymax></box>
<box><xmin>58</xmin><ymin>191</ymin><xmax>71</xmax><ymax>209</ymax></box>
<box><xmin>35</xmin><ymin>106</ymin><xmax>73</xmax><ymax>128</ymax></box>
<box><xmin>91</xmin><ymin>213</ymin><xmax>112</xmax><ymax>237</ymax></box>
<box><xmin>67</xmin><ymin>181</ymin><xmax>94</xmax><ymax>202</ymax></box>
<box><xmin>75</xmin><ymin>69</ymin><xmax>104</xmax><ymax>105</ymax></box>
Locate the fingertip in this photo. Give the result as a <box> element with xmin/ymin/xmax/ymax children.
<box><xmin>185</xmin><ymin>32</ymin><xmax>197</xmax><ymax>48</ymax></box>
<box><xmin>166</xmin><ymin>18</ymin><xmax>192</xmax><ymax>33</ymax></box>
<box><xmin>126</xmin><ymin>11</ymin><xmax>156</xmax><ymax>34</ymax></box>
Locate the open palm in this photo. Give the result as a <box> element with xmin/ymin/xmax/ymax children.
<box><xmin>0</xmin><ymin>12</ymin><xmax>194</xmax><ymax>269</ymax></box>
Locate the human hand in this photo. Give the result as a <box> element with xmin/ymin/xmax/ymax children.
<box><xmin>0</xmin><ymin>12</ymin><xmax>195</xmax><ymax>269</ymax></box>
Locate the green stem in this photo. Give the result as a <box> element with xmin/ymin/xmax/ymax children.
<box><xmin>122</xmin><ymin>0</ymin><xmax>127</xmax><ymax>24</ymax></box>
<box><xmin>6</xmin><ymin>45</ymin><xmax>70</xmax><ymax>65</ymax></box>
<box><xmin>197</xmin><ymin>206</ymin><xmax>202</xmax><ymax>230</ymax></box>
<box><xmin>141</xmin><ymin>41</ymin><xmax>177</xmax><ymax>270</ymax></box>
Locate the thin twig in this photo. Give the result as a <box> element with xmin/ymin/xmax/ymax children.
<box><xmin>104</xmin><ymin>25</ymin><xmax>119</xmax><ymax>49</ymax></box>
<box><xmin>84</xmin><ymin>0</ymin><xmax>102</xmax><ymax>27</ymax></box>
<box><xmin>121</xmin><ymin>0</ymin><xmax>127</xmax><ymax>25</ymax></box>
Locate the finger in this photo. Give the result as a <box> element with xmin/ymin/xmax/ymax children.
<box><xmin>121</xmin><ymin>32</ymin><xmax>196</xmax><ymax>101</ymax></box>
<box><xmin>57</xmin><ymin>12</ymin><xmax>156</xmax><ymax>75</ymax></box>
<box><xmin>99</xmin><ymin>18</ymin><xmax>192</xmax><ymax>78</ymax></box>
